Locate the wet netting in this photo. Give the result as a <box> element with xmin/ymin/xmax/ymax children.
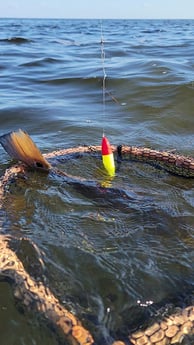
<box><xmin>0</xmin><ymin>131</ymin><xmax>193</xmax><ymax>345</ymax></box>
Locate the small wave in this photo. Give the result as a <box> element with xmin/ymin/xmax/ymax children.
<box><xmin>37</xmin><ymin>76</ymin><xmax>99</xmax><ymax>86</ymax></box>
<box><xmin>20</xmin><ymin>57</ymin><xmax>62</xmax><ymax>67</ymax></box>
<box><xmin>54</xmin><ymin>38</ymin><xmax>80</xmax><ymax>46</ymax></box>
<box><xmin>0</xmin><ymin>37</ymin><xmax>32</xmax><ymax>44</ymax></box>
<box><xmin>141</xmin><ymin>29</ymin><xmax>166</xmax><ymax>34</ymax></box>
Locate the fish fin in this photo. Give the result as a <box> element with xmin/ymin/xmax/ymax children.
<box><xmin>0</xmin><ymin>129</ymin><xmax>51</xmax><ymax>171</ymax></box>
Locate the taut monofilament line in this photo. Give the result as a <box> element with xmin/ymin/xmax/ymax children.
<box><xmin>100</xmin><ymin>20</ymin><xmax>107</xmax><ymax>136</ymax></box>
<box><xmin>100</xmin><ymin>21</ymin><xmax>115</xmax><ymax>177</ymax></box>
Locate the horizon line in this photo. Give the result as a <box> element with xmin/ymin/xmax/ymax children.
<box><xmin>0</xmin><ymin>16</ymin><xmax>193</xmax><ymax>20</ymax></box>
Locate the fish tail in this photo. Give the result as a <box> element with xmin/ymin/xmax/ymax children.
<box><xmin>0</xmin><ymin>129</ymin><xmax>51</xmax><ymax>171</ymax></box>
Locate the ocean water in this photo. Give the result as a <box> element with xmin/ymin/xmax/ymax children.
<box><xmin>0</xmin><ymin>18</ymin><xmax>194</xmax><ymax>344</ymax></box>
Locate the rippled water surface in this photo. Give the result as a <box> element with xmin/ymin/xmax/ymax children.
<box><xmin>0</xmin><ymin>18</ymin><xmax>194</xmax><ymax>344</ymax></box>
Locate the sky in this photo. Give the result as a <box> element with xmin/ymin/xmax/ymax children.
<box><xmin>0</xmin><ymin>0</ymin><xmax>194</xmax><ymax>19</ymax></box>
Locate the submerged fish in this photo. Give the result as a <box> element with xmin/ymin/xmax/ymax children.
<box><xmin>2</xmin><ymin>129</ymin><xmax>194</xmax><ymax>179</ymax></box>
<box><xmin>0</xmin><ymin>129</ymin><xmax>140</xmax><ymax>208</ymax></box>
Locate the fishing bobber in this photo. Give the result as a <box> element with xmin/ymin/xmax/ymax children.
<box><xmin>101</xmin><ymin>135</ymin><xmax>115</xmax><ymax>177</ymax></box>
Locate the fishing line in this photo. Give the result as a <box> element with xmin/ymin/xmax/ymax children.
<box><xmin>100</xmin><ymin>21</ymin><xmax>115</xmax><ymax>177</ymax></box>
<box><xmin>100</xmin><ymin>22</ymin><xmax>119</xmax><ymax>131</ymax></box>
<box><xmin>100</xmin><ymin>20</ymin><xmax>107</xmax><ymax>136</ymax></box>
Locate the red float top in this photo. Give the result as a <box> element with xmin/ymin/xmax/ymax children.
<box><xmin>101</xmin><ymin>136</ymin><xmax>112</xmax><ymax>155</ymax></box>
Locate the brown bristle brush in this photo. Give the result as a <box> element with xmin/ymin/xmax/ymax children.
<box><xmin>0</xmin><ymin>129</ymin><xmax>51</xmax><ymax>171</ymax></box>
